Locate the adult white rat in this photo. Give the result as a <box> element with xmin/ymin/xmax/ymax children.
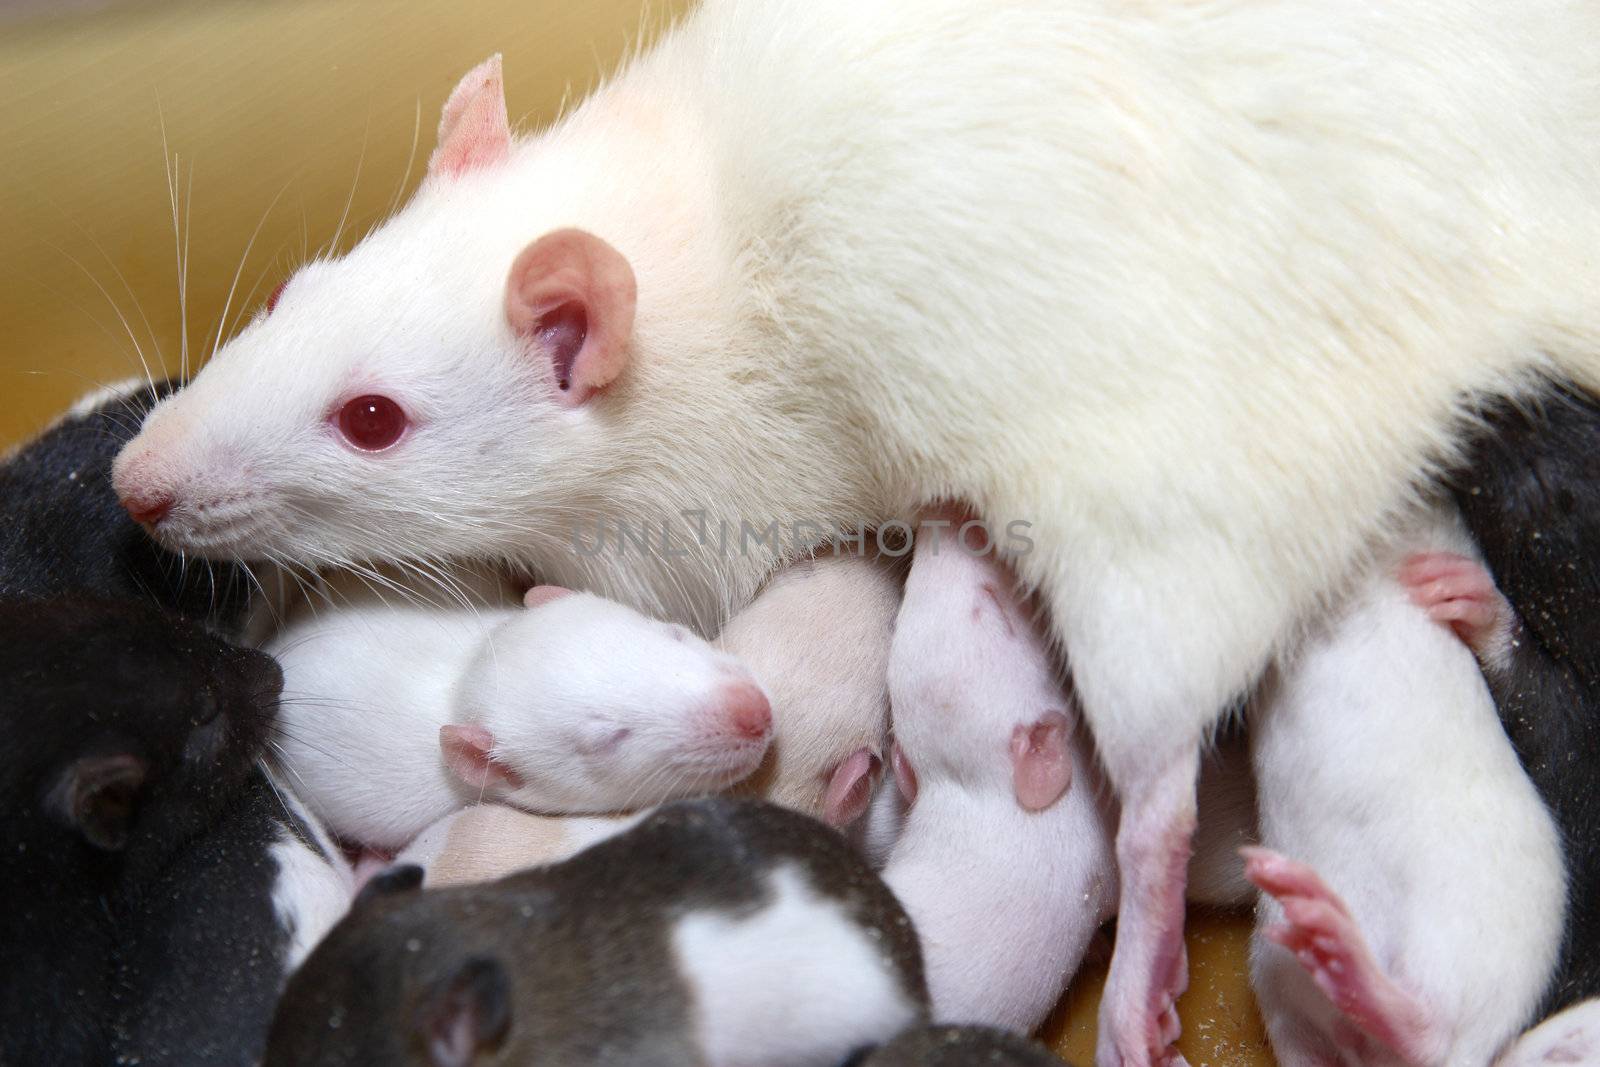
<box><xmin>113</xmin><ymin>5</ymin><xmax>1600</xmax><ymax>1060</ymax></box>
<box><xmin>268</xmin><ymin>580</ymin><xmax>771</xmax><ymax>850</ymax></box>
<box><xmin>1244</xmin><ymin>505</ymin><xmax>1565</xmax><ymax>1067</ymax></box>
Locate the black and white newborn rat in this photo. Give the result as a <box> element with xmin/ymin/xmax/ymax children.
<box><xmin>0</xmin><ymin>381</ymin><xmax>351</xmax><ymax>1065</ymax></box>
<box><xmin>266</xmin><ymin>797</ymin><xmax>927</xmax><ymax>1067</ymax></box>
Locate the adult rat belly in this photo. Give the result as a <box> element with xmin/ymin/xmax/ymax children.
<box><xmin>113</xmin><ymin>3</ymin><xmax>1600</xmax><ymax>1063</ymax></box>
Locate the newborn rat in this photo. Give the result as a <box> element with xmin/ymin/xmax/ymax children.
<box><xmin>0</xmin><ymin>595</ymin><xmax>283</xmax><ymax>1064</ymax></box>
<box><xmin>266</xmin><ymin>797</ymin><xmax>927</xmax><ymax>1067</ymax></box>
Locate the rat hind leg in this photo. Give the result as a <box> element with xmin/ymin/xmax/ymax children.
<box><xmin>1094</xmin><ymin>740</ymin><xmax>1201</xmax><ymax>1067</ymax></box>
<box><xmin>1244</xmin><ymin>847</ymin><xmax>1444</xmax><ymax>1067</ymax></box>
<box><xmin>1046</xmin><ymin>557</ymin><xmax>1274</xmax><ymax>1067</ymax></box>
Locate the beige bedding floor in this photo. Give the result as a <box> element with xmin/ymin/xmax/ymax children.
<box><xmin>0</xmin><ymin>2</ymin><xmax>1276</xmax><ymax>1063</ymax></box>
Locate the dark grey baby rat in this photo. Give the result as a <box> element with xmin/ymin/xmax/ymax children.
<box><xmin>846</xmin><ymin>1026</ymin><xmax>1078</xmax><ymax>1066</ymax></box>
<box><xmin>0</xmin><ymin>378</ymin><xmax>251</xmax><ymax>632</ymax></box>
<box><xmin>1445</xmin><ymin>382</ymin><xmax>1600</xmax><ymax>1014</ymax></box>
<box><xmin>265</xmin><ymin>797</ymin><xmax>928</xmax><ymax>1067</ymax></box>
<box><xmin>0</xmin><ymin>595</ymin><xmax>281</xmax><ymax>1065</ymax></box>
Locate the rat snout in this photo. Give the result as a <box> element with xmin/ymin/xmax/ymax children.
<box><xmin>122</xmin><ymin>489</ymin><xmax>176</xmax><ymax>527</ymax></box>
<box><xmin>713</xmin><ymin>680</ymin><xmax>773</xmax><ymax>741</ymax></box>
<box><xmin>113</xmin><ymin>444</ymin><xmax>179</xmax><ymax>527</ymax></box>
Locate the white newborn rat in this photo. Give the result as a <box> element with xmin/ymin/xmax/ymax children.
<box><xmin>401</xmin><ymin>548</ymin><xmax>902</xmax><ymax>884</ymax></box>
<box><xmin>877</xmin><ymin>516</ymin><xmax>1118</xmax><ymax>1031</ymax></box>
<box><xmin>722</xmin><ymin>547</ymin><xmax>902</xmax><ymax>827</ymax></box>
<box><xmin>1245</xmin><ymin>505</ymin><xmax>1564</xmax><ymax>1067</ymax></box>
<box><xmin>268</xmin><ymin>581</ymin><xmax>770</xmax><ymax>850</ymax></box>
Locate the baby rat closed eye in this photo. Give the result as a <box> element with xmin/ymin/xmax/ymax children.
<box><xmin>268</xmin><ymin>582</ymin><xmax>773</xmax><ymax>850</ymax></box>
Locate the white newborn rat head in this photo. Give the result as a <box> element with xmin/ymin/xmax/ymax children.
<box><xmin>887</xmin><ymin>514</ymin><xmax>1075</xmax><ymax>813</ymax></box>
<box><xmin>442</xmin><ymin>586</ymin><xmax>773</xmax><ymax>814</ymax></box>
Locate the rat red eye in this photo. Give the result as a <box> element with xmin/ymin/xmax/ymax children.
<box><xmin>337</xmin><ymin>395</ymin><xmax>408</xmax><ymax>452</ymax></box>
<box><xmin>265</xmin><ymin>281</ymin><xmax>288</xmax><ymax>315</ymax></box>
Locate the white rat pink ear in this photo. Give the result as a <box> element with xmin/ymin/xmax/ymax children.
<box><xmin>428</xmin><ymin>54</ymin><xmax>512</xmax><ymax>179</ymax></box>
<box><xmin>523</xmin><ymin>584</ymin><xmax>574</xmax><ymax>609</ymax></box>
<box><xmin>505</xmin><ymin>228</ymin><xmax>637</xmax><ymax>407</ymax></box>
<box><xmin>1011</xmin><ymin>711</ymin><xmax>1073</xmax><ymax>811</ymax></box>
<box><xmin>439</xmin><ymin>725</ymin><xmax>523</xmax><ymax>792</ymax></box>
<box><xmin>821</xmin><ymin>748</ymin><xmax>882</xmax><ymax>827</ymax></box>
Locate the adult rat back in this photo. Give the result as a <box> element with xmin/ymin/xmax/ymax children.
<box><xmin>115</xmin><ymin>4</ymin><xmax>1600</xmax><ymax>1060</ymax></box>
<box><xmin>1448</xmin><ymin>384</ymin><xmax>1600</xmax><ymax>1013</ymax></box>
<box><xmin>2</xmin><ymin>377</ymin><xmax>249</xmax><ymax>631</ymax></box>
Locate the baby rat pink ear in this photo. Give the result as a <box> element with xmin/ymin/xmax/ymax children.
<box><xmin>822</xmin><ymin>748</ymin><xmax>882</xmax><ymax>827</ymax></box>
<box><xmin>420</xmin><ymin>956</ymin><xmax>512</xmax><ymax>1067</ymax></box>
<box><xmin>505</xmin><ymin>228</ymin><xmax>637</xmax><ymax>407</ymax></box>
<box><xmin>1011</xmin><ymin>711</ymin><xmax>1073</xmax><ymax>811</ymax></box>
<box><xmin>428</xmin><ymin>54</ymin><xmax>512</xmax><ymax>179</ymax></box>
<box><xmin>523</xmin><ymin>584</ymin><xmax>573</xmax><ymax>609</ymax></box>
<box><xmin>439</xmin><ymin>725</ymin><xmax>522</xmax><ymax>793</ymax></box>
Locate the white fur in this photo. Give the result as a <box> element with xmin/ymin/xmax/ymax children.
<box><xmin>721</xmin><ymin>548</ymin><xmax>901</xmax><ymax>819</ymax></box>
<box><xmin>266</xmin><ymin>572</ymin><xmax>766</xmax><ymax>849</ymax></box>
<box><xmin>395</xmin><ymin>805</ymin><xmax>639</xmax><ymax>886</ymax></box>
<box><xmin>115</xmin><ymin>6</ymin><xmax>1600</xmax><ymax>1055</ymax></box>
<box><xmin>880</xmin><ymin>525</ymin><xmax>1118</xmax><ymax>1031</ymax></box>
<box><xmin>672</xmin><ymin>862</ymin><xmax>923</xmax><ymax>1067</ymax></box>
<box><xmin>1249</xmin><ymin>505</ymin><xmax>1566</xmax><ymax>1067</ymax></box>
<box><xmin>859</xmin><ymin>772</ymin><xmax>908</xmax><ymax>870</ymax></box>
<box><xmin>264</xmin><ymin>572</ymin><xmax>518</xmax><ymax>848</ymax></box>
<box><xmin>1495</xmin><ymin>999</ymin><xmax>1600</xmax><ymax>1067</ymax></box>
<box><xmin>266</xmin><ymin>775</ymin><xmax>357</xmax><ymax>973</ymax></box>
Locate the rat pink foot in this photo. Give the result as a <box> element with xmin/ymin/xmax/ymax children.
<box><xmin>1097</xmin><ymin>757</ymin><xmax>1196</xmax><ymax>1067</ymax></box>
<box><xmin>1244</xmin><ymin>847</ymin><xmax>1443</xmax><ymax>1066</ymax></box>
<box><xmin>1397</xmin><ymin>551</ymin><xmax>1510</xmax><ymax>659</ymax></box>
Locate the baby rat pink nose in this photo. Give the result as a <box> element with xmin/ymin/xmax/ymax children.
<box><xmin>122</xmin><ymin>490</ymin><xmax>175</xmax><ymax>527</ymax></box>
<box><xmin>719</xmin><ymin>682</ymin><xmax>772</xmax><ymax>740</ymax></box>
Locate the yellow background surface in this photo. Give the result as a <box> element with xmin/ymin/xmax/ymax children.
<box><xmin>0</xmin><ymin>2</ymin><xmax>1271</xmax><ymax>1062</ymax></box>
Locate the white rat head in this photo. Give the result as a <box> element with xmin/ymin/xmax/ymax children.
<box><xmin>887</xmin><ymin>514</ymin><xmax>1076</xmax><ymax>812</ymax></box>
<box><xmin>110</xmin><ymin>57</ymin><xmax>728</xmax><ymax>584</ymax></box>
<box><xmin>441</xmin><ymin>586</ymin><xmax>773</xmax><ymax>814</ymax></box>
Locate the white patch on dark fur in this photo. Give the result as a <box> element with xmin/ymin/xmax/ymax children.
<box><xmin>672</xmin><ymin>863</ymin><xmax>920</xmax><ymax>1067</ymax></box>
<box><xmin>267</xmin><ymin>780</ymin><xmax>355</xmax><ymax>973</ymax></box>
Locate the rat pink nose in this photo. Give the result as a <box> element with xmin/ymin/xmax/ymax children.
<box><xmin>122</xmin><ymin>491</ymin><xmax>175</xmax><ymax>527</ymax></box>
<box><xmin>719</xmin><ymin>682</ymin><xmax>772</xmax><ymax>740</ymax></box>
